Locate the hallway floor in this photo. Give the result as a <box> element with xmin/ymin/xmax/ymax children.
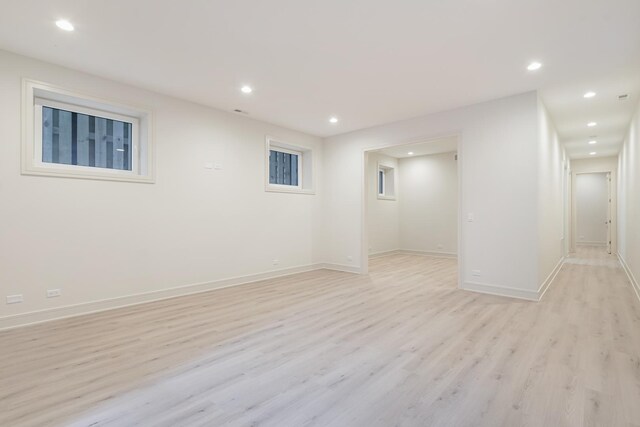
<box><xmin>1</xmin><ymin>247</ymin><xmax>639</xmax><ymax>426</ymax></box>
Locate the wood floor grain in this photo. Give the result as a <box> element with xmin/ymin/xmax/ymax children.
<box><xmin>1</xmin><ymin>245</ymin><xmax>639</xmax><ymax>426</ymax></box>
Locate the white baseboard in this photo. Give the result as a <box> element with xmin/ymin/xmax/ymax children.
<box><xmin>577</xmin><ymin>241</ymin><xmax>607</xmax><ymax>246</ymax></box>
<box><xmin>369</xmin><ymin>249</ymin><xmax>457</xmax><ymax>259</ymax></box>
<box><xmin>618</xmin><ymin>254</ymin><xmax>640</xmax><ymax>302</ymax></box>
<box><xmin>319</xmin><ymin>263</ymin><xmax>362</xmax><ymax>274</ymax></box>
<box><xmin>398</xmin><ymin>249</ymin><xmax>457</xmax><ymax>259</ymax></box>
<box><xmin>0</xmin><ymin>263</ymin><xmax>333</xmax><ymax>331</ymax></box>
<box><xmin>461</xmin><ymin>281</ymin><xmax>540</xmax><ymax>301</ymax></box>
<box><xmin>537</xmin><ymin>257</ymin><xmax>565</xmax><ymax>301</ymax></box>
<box><xmin>368</xmin><ymin>249</ymin><xmax>401</xmax><ymax>258</ymax></box>
<box><xmin>462</xmin><ymin>256</ymin><xmax>565</xmax><ymax>302</ymax></box>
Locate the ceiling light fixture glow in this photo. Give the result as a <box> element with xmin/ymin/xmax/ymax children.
<box><xmin>583</xmin><ymin>91</ymin><xmax>596</xmax><ymax>98</ymax></box>
<box><xmin>590</xmin><ymin>152</ymin><xmax>597</xmax><ymax>155</ymax></box>
<box><xmin>587</xmin><ymin>122</ymin><xmax>597</xmax><ymax>127</ymax></box>
<box><xmin>329</xmin><ymin>116</ymin><xmax>338</xmax><ymax>124</ymax></box>
<box><xmin>527</xmin><ymin>61</ymin><xmax>542</xmax><ymax>71</ymax></box>
<box><xmin>55</xmin><ymin>19</ymin><xmax>74</xmax><ymax>31</ymax></box>
<box><xmin>408</xmin><ymin>152</ymin><xmax>414</xmax><ymax>156</ymax></box>
<box><xmin>588</xmin><ymin>140</ymin><xmax>597</xmax><ymax>145</ymax></box>
<box><xmin>240</xmin><ymin>85</ymin><xmax>253</xmax><ymax>94</ymax></box>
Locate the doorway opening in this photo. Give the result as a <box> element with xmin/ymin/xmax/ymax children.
<box><xmin>575</xmin><ymin>172</ymin><xmax>612</xmax><ymax>254</ymax></box>
<box><xmin>361</xmin><ymin>135</ymin><xmax>462</xmax><ymax>286</ymax></box>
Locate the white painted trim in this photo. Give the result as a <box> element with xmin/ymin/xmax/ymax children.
<box><xmin>397</xmin><ymin>249</ymin><xmax>457</xmax><ymax>259</ymax></box>
<box><xmin>22</xmin><ymin>78</ymin><xmax>155</xmax><ymax>184</ymax></box>
<box><xmin>360</xmin><ymin>132</ymin><xmax>463</xmax><ymax>283</ymax></box>
<box><xmin>264</xmin><ymin>135</ymin><xmax>315</xmax><ymax>194</ymax></box>
<box><xmin>576</xmin><ymin>241</ymin><xmax>607</xmax><ymax>246</ymax></box>
<box><xmin>318</xmin><ymin>263</ymin><xmax>362</xmax><ymax>274</ymax></box>
<box><xmin>618</xmin><ymin>253</ymin><xmax>640</xmax><ymax>303</ymax></box>
<box><xmin>461</xmin><ymin>281</ymin><xmax>540</xmax><ymax>301</ymax></box>
<box><xmin>462</xmin><ymin>256</ymin><xmax>565</xmax><ymax>302</ymax></box>
<box><xmin>368</xmin><ymin>249</ymin><xmax>402</xmax><ymax>258</ymax></box>
<box><xmin>0</xmin><ymin>264</ymin><xmax>330</xmax><ymax>331</ymax></box>
<box><xmin>537</xmin><ymin>256</ymin><xmax>565</xmax><ymax>300</ymax></box>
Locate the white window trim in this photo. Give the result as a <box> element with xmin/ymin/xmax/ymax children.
<box><xmin>377</xmin><ymin>164</ymin><xmax>396</xmax><ymax>200</ymax></box>
<box><xmin>265</xmin><ymin>136</ymin><xmax>315</xmax><ymax>195</ymax></box>
<box><xmin>22</xmin><ymin>79</ymin><xmax>155</xmax><ymax>183</ymax></box>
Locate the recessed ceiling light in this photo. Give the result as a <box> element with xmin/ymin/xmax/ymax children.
<box><xmin>588</xmin><ymin>140</ymin><xmax>597</xmax><ymax>144</ymax></box>
<box><xmin>329</xmin><ymin>116</ymin><xmax>338</xmax><ymax>124</ymax></box>
<box><xmin>240</xmin><ymin>85</ymin><xmax>253</xmax><ymax>94</ymax></box>
<box><xmin>55</xmin><ymin>19</ymin><xmax>74</xmax><ymax>31</ymax></box>
<box><xmin>587</xmin><ymin>122</ymin><xmax>597</xmax><ymax>127</ymax></box>
<box><xmin>583</xmin><ymin>91</ymin><xmax>596</xmax><ymax>98</ymax></box>
<box><xmin>527</xmin><ymin>61</ymin><xmax>542</xmax><ymax>71</ymax></box>
<box><xmin>408</xmin><ymin>152</ymin><xmax>414</xmax><ymax>156</ymax></box>
<box><xmin>590</xmin><ymin>152</ymin><xmax>597</xmax><ymax>155</ymax></box>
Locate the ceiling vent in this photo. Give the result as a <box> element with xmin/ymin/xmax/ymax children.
<box><xmin>618</xmin><ymin>94</ymin><xmax>629</xmax><ymax>100</ymax></box>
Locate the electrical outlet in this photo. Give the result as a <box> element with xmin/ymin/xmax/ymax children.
<box><xmin>6</xmin><ymin>294</ymin><xmax>23</xmax><ymax>304</ymax></box>
<box><xmin>467</xmin><ymin>213</ymin><xmax>474</xmax><ymax>222</ymax></box>
<box><xmin>347</xmin><ymin>255</ymin><xmax>353</xmax><ymax>262</ymax></box>
<box><xmin>437</xmin><ymin>244</ymin><xmax>444</xmax><ymax>250</ymax></box>
<box><xmin>272</xmin><ymin>259</ymin><xmax>279</xmax><ymax>266</ymax></box>
<box><xmin>47</xmin><ymin>289</ymin><xmax>62</xmax><ymax>298</ymax></box>
<box><xmin>472</xmin><ymin>270</ymin><xmax>481</xmax><ymax>277</ymax></box>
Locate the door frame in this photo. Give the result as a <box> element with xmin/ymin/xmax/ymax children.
<box><xmin>360</xmin><ymin>133</ymin><xmax>463</xmax><ymax>290</ymax></box>
<box><xmin>570</xmin><ymin>170</ymin><xmax>615</xmax><ymax>254</ymax></box>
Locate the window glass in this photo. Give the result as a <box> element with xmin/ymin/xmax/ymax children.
<box><xmin>269</xmin><ymin>149</ymin><xmax>299</xmax><ymax>186</ymax></box>
<box><xmin>42</xmin><ymin>106</ymin><xmax>133</xmax><ymax>171</ymax></box>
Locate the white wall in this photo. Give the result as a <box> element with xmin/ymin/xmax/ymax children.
<box><xmin>398</xmin><ymin>152</ymin><xmax>458</xmax><ymax>255</ymax></box>
<box><xmin>618</xmin><ymin>98</ymin><xmax>640</xmax><ymax>293</ymax></box>
<box><xmin>575</xmin><ymin>174</ymin><xmax>609</xmax><ymax>244</ymax></box>
<box><xmin>322</xmin><ymin>92</ymin><xmax>543</xmax><ymax>299</ymax></box>
<box><xmin>0</xmin><ymin>50</ymin><xmax>324</xmax><ymax>326</ymax></box>
<box><xmin>537</xmin><ymin>98</ymin><xmax>566</xmax><ymax>287</ymax></box>
<box><xmin>366</xmin><ymin>152</ymin><xmax>399</xmax><ymax>254</ymax></box>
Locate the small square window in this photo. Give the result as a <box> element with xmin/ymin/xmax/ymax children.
<box><xmin>269</xmin><ymin>148</ymin><xmax>300</xmax><ymax>187</ymax></box>
<box><xmin>265</xmin><ymin>136</ymin><xmax>314</xmax><ymax>194</ymax></box>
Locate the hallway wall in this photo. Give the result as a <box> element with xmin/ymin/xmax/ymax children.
<box><xmin>537</xmin><ymin>98</ymin><xmax>566</xmax><ymax>289</ymax></box>
<box><xmin>618</xmin><ymin>99</ymin><xmax>640</xmax><ymax>295</ymax></box>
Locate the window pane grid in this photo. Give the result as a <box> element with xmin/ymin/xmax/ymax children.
<box><xmin>42</xmin><ymin>106</ymin><xmax>133</xmax><ymax>171</ymax></box>
<box><xmin>269</xmin><ymin>149</ymin><xmax>299</xmax><ymax>186</ymax></box>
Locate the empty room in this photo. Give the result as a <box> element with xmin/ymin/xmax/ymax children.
<box><xmin>1</xmin><ymin>1</ymin><xmax>640</xmax><ymax>426</ymax></box>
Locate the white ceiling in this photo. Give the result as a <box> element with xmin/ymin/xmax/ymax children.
<box><xmin>0</xmin><ymin>0</ymin><xmax>639</xmax><ymax>146</ymax></box>
<box><xmin>377</xmin><ymin>136</ymin><xmax>458</xmax><ymax>159</ymax></box>
<box><xmin>540</xmin><ymin>70</ymin><xmax>640</xmax><ymax>159</ymax></box>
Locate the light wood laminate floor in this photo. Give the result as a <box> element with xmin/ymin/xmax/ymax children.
<box><xmin>1</xmin><ymin>246</ymin><xmax>639</xmax><ymax>426</ymax></box>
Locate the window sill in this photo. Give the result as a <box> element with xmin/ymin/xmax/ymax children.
<box><xmin>377</xmin><ymin>195</ymin><xmax>396</xmax><ymax>201</ymax></box>
<box><xmin>21</xmin><ymin>165</ymin><xmax>155</xmax><ymax>184</ymax></box>
<box><xmin>266</xmin><ymin>185</ymin><xmax>315</xmax><ymax>195</ymax></box>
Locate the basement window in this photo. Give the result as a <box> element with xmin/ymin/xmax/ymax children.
<box><xmin>265</xmin><ymin>136</ymin><xmax>314</xmax><ymax>194</ymax></box>
<box><xmin>378</xmin><ymin>164</ymin><xmax>396</xmax><ymax>200</ymax></box>
<box><xmin>22</xmin><ymin>80</ymin><xmax>154</xmax><ymax>183</ymax></box>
